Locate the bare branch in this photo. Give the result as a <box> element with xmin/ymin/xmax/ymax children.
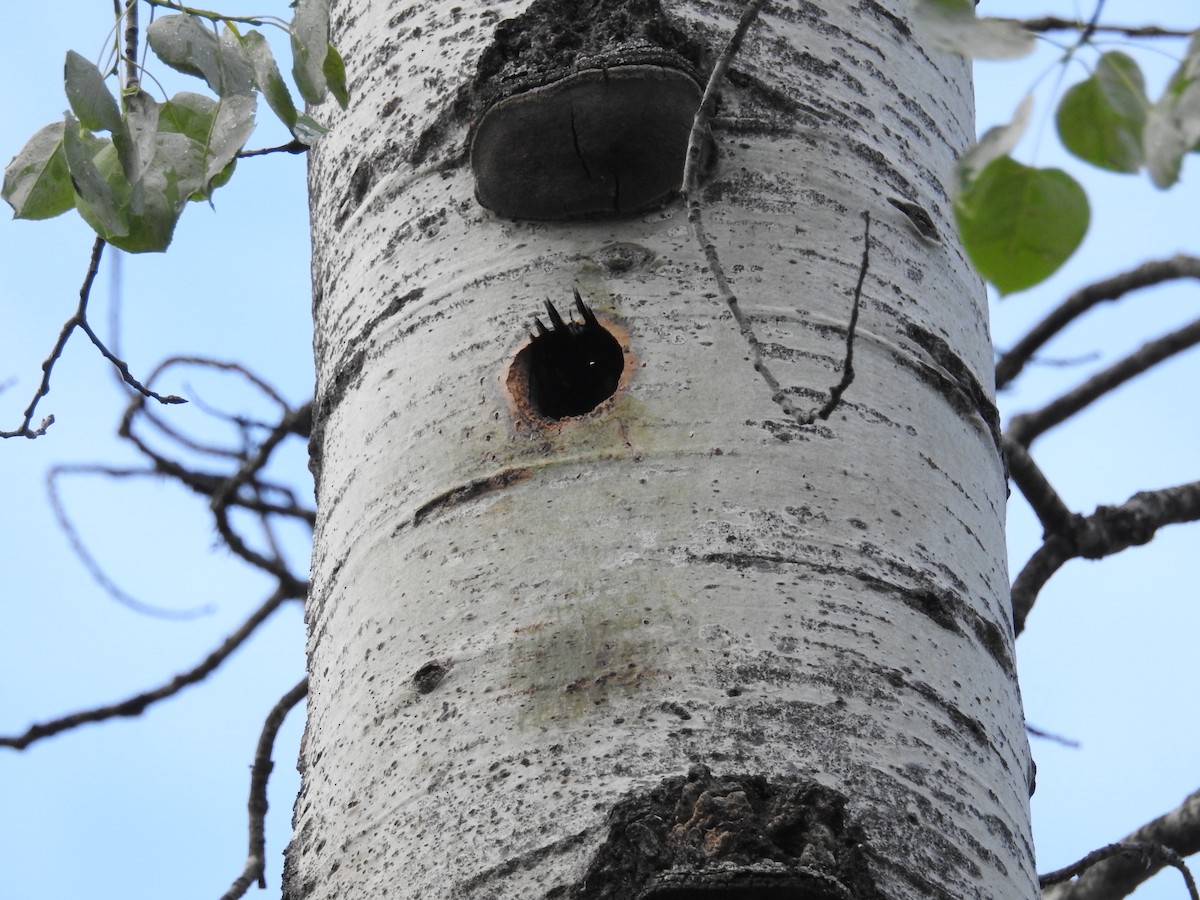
<box><xmin>116</xmin><ymin>359</ymin><xmax>316</xmax><ymax>532</ymax></box>
<box><xmin>1025</xmin><ymin>723</ymin><xmax>1080</xmax><ymax>748</ymax></box>
<box><xmin>220</xmin><ymin>678</ymin><xmax>309</xmax><ymax>900</ymax></box>
<box><xmin>1</xmin><ymin>239</ymin><xmax>104</xmax><ymax>438</ymax></box>
<box><xmin>1019</xmin><ymin>17</ymin><xmax>1195</xmax><ymax>39</ymax></box>
<box><xmin>1012</xmin><ymin>481</ymin><xmax>1200</xmax><ymax>635</ymax></box>
<box><xmin>1007</xmin><ymin>317</ymin><xmax>1200</xmax><ymax>448</ymax></box>
<box><xmin>997</xmin><ymin>255</ymin><xmax>1200</xmax><ymax>390</ymax></box>
<box><xmin>133</xmin><ymin>357</ymin><xmax>294</xmax><ymax>459</ymax></box>
<box><xmin>47</xmin><ymin>463</ymin><xmax>216</xmax><ymax>619</ymax></box>
<box><xmin>0</xmin><ymin>588</ymin><xmax>301</xmax><ymax>750</ymax></box>
<box><xmin>79</xmin><ymin>317</ymin><xmax>188</xmax><ymax>404</ymax></box>
<box><xmin>238</xmin><ymin>140</ymin><xmax>309</xmax><ymax>158</ymax></box>
<box><xmin>141</xmin><ymin>0</ymin><xmax>281</xmax><ymax>29</ymax></box>
<box><xmin>681</xmin><ymin>0</ymin><xmax>764</xmax><ymax>196</ymax></box>
<box><xmin>1041</xmin><ymin>828</ymin><xmax>1200</xmax><ymax>900</ymax></box>
<box><xmin>1003</xmin><ymin>437</ymin><xmax>1077</xmax><ymax>537</ymax></box>
<box><xmin>208</xmin><ymin>404</ymin><xmax>315</xmax><ymax>595</ymax></box>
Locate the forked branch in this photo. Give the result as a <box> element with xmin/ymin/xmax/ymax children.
<box><xmin>1040</xmin><ymin>800</ymin><xmax>1200</xmax><ymax>900</ymax></box>
<box><xmin>1</xmin><ymin>238</ymin><xmax>184</xmax><ymax>440</ymax></box>
<box><xmin>220</xmin><ymin>678</ymin><xmax>309</xmax><ymax>900</ymax></box>
<box><xmin>1011</xmin><ymin>481</ymin><xmax>1200</xmax><ymax>635</ymax></box>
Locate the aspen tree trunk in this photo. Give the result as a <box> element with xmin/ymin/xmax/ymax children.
<box><xmin>285</xmin><ymin>1</ymin><xmax>1036</xmax><ymax>899</ymax></box>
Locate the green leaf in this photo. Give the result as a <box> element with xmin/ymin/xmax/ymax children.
<box><xmin>1056</xmin><ymin>51</ymin><xmax>1147</xmax><ymax>172</ymax></box>
<box><xmin>203</xmin><ymin>93</ymin><xmax>256</xmax><ymax>191</ymax></box>
<box><xmin>115</xmin><ymin>145</ymin><xmax>190</xmax><ymax>252</ymax></box>
<box><xmin>291</xmin><ymin>0</ymin><xmax>332</xmax><ymax>105</ymax></box>
<box><xmin>64</xmin><ymin>50</ymin><xmax>122</xmax><ymax>132</ymax></box>
<box><xmin>151</xmin><ymin>130</ymin><xmax>208</xmax><ymax>205</ymax></box>
<box><xmin>63</xmin><ymin>114</ymin><xmax>130</xmax><ymax>238</ymax></box>
<box><xmin>159</xmin><ymin>91</ymin><xmax>256</xmax><ymax>199</ymax></box>
<box><xmin>238</xmin><ymin>30</ymin><xmax>298</xmax><ymax>130</ymax></box>
<box><xmin>2</xmin><ymin>121</ymin><xmax>75</xmax><ymax>219</ymax></box>
<box><xmin>116</xmin><ymin>91</ymin><xmax>161</xmax><ymax>183</ymax></box>
<box><xmin>147</xmin><ymin>14</ymin><xmax>255</xmax><ymax>97</ymax></box>
<box><xmin>913</xmin><ymin>0</ymin><xmax>1035</xmax><ymax>60</ymax></box>
<box><xmin>958</xmin><ymin>93</ymin><xmax>1032</xmax><ymax>187</ymax></box>
<box><xmin>158</xmin><ymin>91</ymin><xmax>220</xmax><ymax>142</ymax></box>
<box><xmin>88</xmin><ymin>131</ymin><xmax>197</xmax><ymax>253</ymax></box>
<box><xmin>1144</xmin><ymin>33</ymin><xmax>1200</xmax><ymax>188</ymax></box>
<box><xmin>954</xmin><ymin>156</ymin><xmax>1089</xmax><ymax>295</ymax></box>
<box><xmin>323</xmin><ymin>42</ymin><xmax>349</xmax><ymax>109</ymax></box>
<box><xmin>293</xmin><ymin>114</ymin><xmax>328</xmax><ymax>145</ymax></box>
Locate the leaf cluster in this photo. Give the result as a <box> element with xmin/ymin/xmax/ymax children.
<box><xmin>1</xmin><ymin>0</ymin><xmax>347</xmax><ymax>253</ymax></box>
<box><xmin>917</xmin><ymin>0</ymin><xmax>1200</xmax><ymax>294</ymax></box>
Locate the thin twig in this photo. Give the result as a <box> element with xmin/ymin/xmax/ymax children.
<box><xmin>142</xmin><ymin>0</ymin><xmax>285</xmax><ymax>29</ymax></box>
<box><xmin>137</xmin><ymin>357</ymin><xmax>293</xmax><ymax>459</ymax></box>
<box><xmin>811</xmin><ymin>212</ymin><xmax>868</xmax><ymax>422</ymax></box>
<box><xmin>681</xmin><ymin>1</ymin><xmax>789</xmax><ymax>416</ymax></box>
<box><xmin>208</xmin><ymin>405</ymin><xmax>315</xmax><ymax>595</ymax></box>
<box><xmin>996</xmin><ymin>255</ymin><xmax>1200</xmax><ymax>389</ymax></box>
<box><xmin>0</xmin><ymin>588</ymin><xmax>301</xmax><ymax>750</ymax></box>
<box><xmin>77</xmin><ymin>315</ymin><xmax>188</xmax><ymax>405</ymax></box>
<box><xmin>1</xmin><ymin>238</ymin><xmax>185</xmax><ymax>439</ymax></box>
<box><xmin>0</xmin><ymin>239</ymin><xmax>104</xmax><ymax>438</ymax></box>
<box><xmin>1025</xmin><ymin>723</ymin><xmax>1080</xmax><ymax>748</ymax></box>
<box><xmin>1078</xmin><ymin>0</ymin><xmax>1107</xmax><ymax>46</ymax></box>
<box><xmin>1006</xmin><ymin>317</ymin><xmax>1200</xmax><ymax>448</ymax></box>
<box><xmin>117</xmin><ymin>358</ymin><xmax>315</xmax><ymax>528</ymax></box>
<box><xmin>681</xmin><ymin>0</ymin><xmax>868</xmax><ymax>425</ymax></box>
<box><xmin>1019</xmin><ymin>16</ymin><xmax>1195</xmax><ymax>39</ymax></box>
<box><xmin>46</xmin><ymin>464</ymin><xmax>216</xmax><ymax>619</ymax></box>
<box><xmin>220</xmin><ymin>678</ymin><xmax>309</xmax><ymax>900</ymax></box>
<box><xmin>681</xmin><ymin>0</ymin><xmax>766</xmax><ymax>195</ymax></box>
<box><xmin>238</xmin><ymin>140</ymin><xmax>309</xmax><ymax>158</ymax></box>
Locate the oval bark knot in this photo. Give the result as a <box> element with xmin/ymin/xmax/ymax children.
<box><xmin>572</xmin><ymin>766</ymin><xmax>881</xmax><ymax>900</ymax></box>
<box><xmin>471</xmin><ymin>66</ymin><xmax>700</xmax><ymax>220</ymax></box>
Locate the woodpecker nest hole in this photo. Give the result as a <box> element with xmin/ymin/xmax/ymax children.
<box><xmin>507</xmin><ymin>291</ymin><xmax>627</xmax><ymax>422</ymax></box>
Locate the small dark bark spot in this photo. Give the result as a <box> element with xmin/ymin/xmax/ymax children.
<box><xmin>412</xmin><ymin>660</ymin><xmax>449</xmax><ymax>694</ymax></box>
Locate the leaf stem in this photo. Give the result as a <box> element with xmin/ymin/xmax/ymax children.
<box><xmin>142</xmin><ymin>0</ymin><xmax>287</xmax><ymax>31</ymax></box>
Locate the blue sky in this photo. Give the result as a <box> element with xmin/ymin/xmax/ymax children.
<box><xmin>1</xmin><ymin>2</ymin><xmax>1197</xmax><ymax>899</ymax></box>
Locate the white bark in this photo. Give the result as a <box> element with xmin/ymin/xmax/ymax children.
<box><xmin>288</xmin><ymin>2</ymin><xmax>1034</xmax><ymax>899</ymax></box>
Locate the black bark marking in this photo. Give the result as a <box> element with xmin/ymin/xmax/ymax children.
<box><xmin>903</xmin><ymin>323</ymin><xmax>1003</xmax><ymax>458</ymax></box>
<box><xmin>410</xmin><ymin>467</ymin><xmax>533</xmax><ymax>527</ymax></box>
